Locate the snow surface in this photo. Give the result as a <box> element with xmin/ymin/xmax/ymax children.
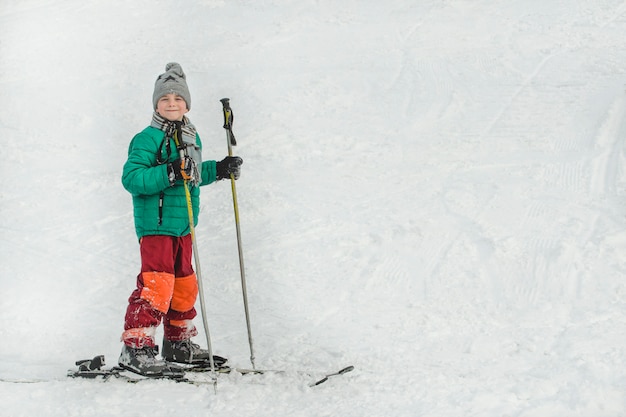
<box><xmin>1</xmin><ymin>0</ymin><xmax>626</xmax><ymax>416</ymax></box>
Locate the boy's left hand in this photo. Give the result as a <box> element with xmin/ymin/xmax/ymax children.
<box><xmin>217</xmin><ymin>156</ymin><xmax>243</xmax><ymax>180</ymax></box>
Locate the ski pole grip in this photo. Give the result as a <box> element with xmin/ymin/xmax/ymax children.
<box><xmin>220</xmin><ymin>98</ymin><xmax>232</xmax><ymax>129</ymax></box>
<box><xmin>220</xmin><ymin>98</ymin><xmax>237</xmax><ymax>146</ymax></box>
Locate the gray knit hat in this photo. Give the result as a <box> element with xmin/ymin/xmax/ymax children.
<box><xmin>152</xmin><ymin>62</ymin><xmax>191</xmax><ymax>110</ymax></box>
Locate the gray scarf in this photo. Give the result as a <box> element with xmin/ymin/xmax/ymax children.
<box><xmin>151</xmin><ymin>112</ymin><xmax>202</xmax><ymax>185</ymax></box>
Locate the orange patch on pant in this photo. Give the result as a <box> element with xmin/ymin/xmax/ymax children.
<box><xmin>121</xmin><ymin>327</ymin><xmax>157</xmax><ymax>347</ymax></box>
<box><xmin>140</xmin><ymin>271</ymin><xmax>175</xmax><ymax>313</ymax></box>
<box><xmin>169</xmin><ymin>319</ymin><xmax>193</xmax><ymax>328</ymax></box>
<box><xmin>170</xmin><ymin>273</ymin><xmax>198</xmax><ymax>312</ymax></box>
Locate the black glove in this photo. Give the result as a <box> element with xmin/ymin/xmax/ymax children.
<box><xmin>216</xmin><ymin>156</ymin><xmax>243</xmax><ymax>180</ymax></box>
<box><xmin>168</xmin><ymin>156</ymin><xmax>195</xmax><ymax>183</ymax></box>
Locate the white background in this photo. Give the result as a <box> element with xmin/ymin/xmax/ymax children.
<box><xmin>1</xmin><ymin>1</ymin><xmax>625</xmax><ymax>416</ymax></box>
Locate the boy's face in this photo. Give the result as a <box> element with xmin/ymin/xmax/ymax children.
<box><xmin>156</xmin><ymin>93</ymin><xmax>189</xmax><ymax>121</ymax></box>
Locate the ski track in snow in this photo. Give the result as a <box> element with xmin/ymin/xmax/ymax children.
<box><xmin>2</xmin><ymin>1</ymin><xmax>626</xmax><ymax>416</ymax></box>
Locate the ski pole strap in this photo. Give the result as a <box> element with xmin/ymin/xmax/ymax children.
<box><xmin>220</xmin><ymin>98</ymin><xmax>237</xmax><ymax>146</ymax></box>
<box><xmin>169</xmin><ymin>123</ymin><xmax>183</xmax><ymax>150</ymax></box>
<box><xmin>155</xmin><ymin>136</ymin><xmax>173</xmax><ymax>165</ymax></box>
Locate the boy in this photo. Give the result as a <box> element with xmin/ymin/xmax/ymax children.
<box><xmin>119</xmin><ymin>63</ymin><xmax>242</xmax><ymax>376</ymax></box>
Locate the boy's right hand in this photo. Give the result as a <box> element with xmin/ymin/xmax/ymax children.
<box><xmin>168</xmin><ymin>156</ymin><xmax>195</xmax><ymax>183</ymax></box>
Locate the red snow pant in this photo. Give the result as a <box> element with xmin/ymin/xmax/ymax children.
<box><xmin>122</xmin><ymin>234</ymin><xmax>199</xmax><ymax>348</ymax></box>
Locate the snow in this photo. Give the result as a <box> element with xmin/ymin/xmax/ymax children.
<box><xmin>1</xmin><ymin>0</ymin><xmax>626</xmax><ymax>415</ymax></box>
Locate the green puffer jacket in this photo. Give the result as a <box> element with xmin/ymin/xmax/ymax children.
<box><xmin>122</xmin><ymin>126</ymin><xmax>217</xmax><ymax>239</ymax></box>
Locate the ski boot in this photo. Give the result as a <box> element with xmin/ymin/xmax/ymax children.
<box><xmin>118</xmin><ymin>344</ymin><xmax>183</xmax><ymax>377</ymax></box>
<box><xmin>162</xmin><ymin>338</ymin><xmax>227</xmax><ymax>367</ymax></box>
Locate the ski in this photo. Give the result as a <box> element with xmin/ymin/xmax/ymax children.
<box><xmin>310</xmin><ymin>366</ymin><xmax>355</xmax><ymax>386</ymax></box>
<box><xmin>68</xmin><ymin>365</ymin><xmax>220</xmax><ymax>386</ymax></box>
<box><xmin>161</xmin><ymin>362</ymin><xmax>355</xmax><ymax>386</ymax></box>
<box><xmin>67</xmin><ymin>355</ymin><xmax>354</xmax><ymax>387</ymax></box>
<box><xmin>68</xmin><ymin>355</ymin><xmax>203</xmax><ymax>384</ymax></box>
<box><xmin>222</xmin><ymin>365</ymin><xmax>355</xmax><ymax>386</ymax></box>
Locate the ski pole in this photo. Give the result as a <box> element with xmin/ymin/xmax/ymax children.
<box><xmin>173</xmin><ymin>128</ymin><xmax>217</xmax><ymax>381</ymax></box>
<box><xmin>220</xmin><ymin>98</ymin><xmax>256</xmax><ymax>369</ymax></box>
